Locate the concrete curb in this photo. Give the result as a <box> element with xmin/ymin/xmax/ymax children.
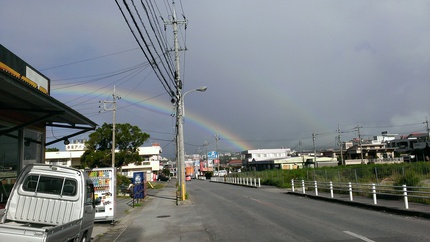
<box><xmin>286</xmin><ymin>191</ymin><xmax>430</xmax><ymax>219</ymax></box>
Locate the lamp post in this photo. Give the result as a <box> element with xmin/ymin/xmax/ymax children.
<box><xmin>178</xmin><ymin>86</ymin><xmax>207</xmax><ymax>201</ymax></box>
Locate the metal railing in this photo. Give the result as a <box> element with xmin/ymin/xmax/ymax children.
<box><xmin>291</xmin><ymin>179</ymin><xmax>430</xmax><ymax>209</ymax></box>
<box><xmin>211</xmin><ymin>176</ymin><xmax>261</xmax><ymax>188</ymax></box>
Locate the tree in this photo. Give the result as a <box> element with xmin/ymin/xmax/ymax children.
<box><xmin>81</xmin><ymin>123</ymin><xmax>150</xmax><ymax>168</ymax></box>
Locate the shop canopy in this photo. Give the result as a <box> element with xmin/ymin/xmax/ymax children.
<box><xmin>0</xmin><ymin>72</ymin><xmax>97</xmax><ymax>146</ymax></box>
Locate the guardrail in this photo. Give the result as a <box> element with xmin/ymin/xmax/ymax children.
<box><xmin>291</xmin><ymin>179</ymin><xmax>430</xmax><ymax>209</ymax></box>
<box><xmin>211</xmin><ymin>176</ymin><xmax>261</xmax><ymax>188</ymax></box>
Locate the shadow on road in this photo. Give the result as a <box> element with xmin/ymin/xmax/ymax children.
<box><xmin>146</xmin><ymin>194</ymin><xmax>176</xmax><ymax>201</ymax></box>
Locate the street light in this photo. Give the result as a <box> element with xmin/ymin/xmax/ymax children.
<box><xmin>177</xmin><ymin>86</ymin><xmax>208</xmax><ymax>201</ymax></box>
<box><xmin>182</xmin><ymin>86</ymin><xmax>208</xmax><ymax>117</ymax></box>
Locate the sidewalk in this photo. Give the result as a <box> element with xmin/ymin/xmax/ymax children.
<box><xmin>91</xmin><ymin>180</ymin><xmax>210</xmax><ymax>241</ymax></box>
<box><xmin>91</xmin><ymin>192</ymin><xmax>147</xmax><ymax>241</ymax></box>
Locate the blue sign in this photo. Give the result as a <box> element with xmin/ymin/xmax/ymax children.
<box><xmin>133</xmin><ymin>172</ymin><xmax>144</xmax><ymax>184</ymax></box>
<box><xmin>133</xmin><ymin>172</ymin><xmax>145</xmax><ymax>199</ymax></box>
<box><xmin>207</xmin><ymin>151</ymin><xmax>218</xmax><ymax>159</ymax></box>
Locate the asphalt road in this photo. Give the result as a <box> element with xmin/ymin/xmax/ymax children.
<box><xmin>95</xmin><ymin>180</ymin><xmax>430</xmax><ymax>241</ymax></box>
<box><xmin>189</xmin><ymin>181</ymin><xmax>430</xmax><ymax>241</ymax></box>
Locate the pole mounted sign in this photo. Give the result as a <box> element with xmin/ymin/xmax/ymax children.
<box><xmin>207</xmin><ymin>151</ymin><xmax>218</xmax><ymax>159</ymax></box>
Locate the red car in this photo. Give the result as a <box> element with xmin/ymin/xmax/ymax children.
<box><xmin>185</xmin><ymin>175</ymin><xmax>192</xmax><ymax>181</ymax></box>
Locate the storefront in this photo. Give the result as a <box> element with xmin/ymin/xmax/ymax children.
<box><xmin>0</xmin><ymin>44</ymin><xmax>97</xmax><ymax>207</ymax></box>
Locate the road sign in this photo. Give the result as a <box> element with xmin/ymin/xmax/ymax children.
<box><xmin>207</xmin><ymin>151</ymin><xmax>218</xmax><ymax>159</ymax></box>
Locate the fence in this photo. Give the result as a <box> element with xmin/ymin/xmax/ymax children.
<box><xmin>235</xmin><ymin>163</ymin><xmax>430</xmax><ymax>187</ymax></box>
<box><xmin>302</xmin><ymin>165</ymin><xmax>430</xmax><ymax>184</ymax></box>
<box><xmin>211</xmin><ymin>176</ymin><xmax>261</xmax><ymax>188</ymax></box>
<box><xmin>291</xmin><ymin>179</ymin><xmax>430</xmax><ymax>209</ymax></box>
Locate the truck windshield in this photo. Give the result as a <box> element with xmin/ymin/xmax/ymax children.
<box><xmin>22</xmin><ymin>175</ymin><xmax>77</xmax><ymax>196</ymax></box>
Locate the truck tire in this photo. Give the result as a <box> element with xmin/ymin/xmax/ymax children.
<box><xmin>80</xmin><ymin>232</ymin><xmax>89</xmax><ymax>242</ymax></box>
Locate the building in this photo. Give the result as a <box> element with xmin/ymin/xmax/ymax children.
<box><xmin>45</xmin><ymin>141</ymin><xmax>165</xmax><ymax>182</ymax></box>
<box><xmin>227</xmin><ymin>159</ymin><xmax>242</xmax><ymax>172</ymax></box>
<box><xmin>242</xmin><ymin>148</ymin><xmax>293</xmax><ymax>170</ymax></box>
<box><xmin>45</xmin><ymin>140</ymin><xmax>87</xmax><ymax>167</ymax></box>
<box><xmin>343</xmin><ymin>138</ymin><xmax>401</xmax><ymax>165</ymax></box>
<box><xmin>387</xmin><ymin>133</ymin><xmax>430</xmax><ymax>153</ymax></box>
<box><xmin>1</xmin><ymin>44</ymin><xmax>96</xmax><ymax>207</ymax></box>
<box><xmin>120</xmin><ymin>143</ymin><xmax>163</xmax><ymax>181</ymax></box>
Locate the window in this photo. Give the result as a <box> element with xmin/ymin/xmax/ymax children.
<box><xmin>24</xmin><ymin>129</ymin><xmax>43</xmax><ymax>164</ymax></box>
<box><xmin>22</xmin><ymin>175</ymin><xmax>77</xmax><ymax>196</ymax></box>
<box><xmin>85</xmin><ymin>182</ymin><xmax>94</xmax><ymax>205</ymax></box>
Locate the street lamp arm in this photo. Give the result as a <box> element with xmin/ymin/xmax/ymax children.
<box><xmin>183</xmin><ymin>86</ymin><xmax>208</xmax><ymax>97</ymax></box>
<box><xmin>182</xmin><ymin>86</ymin><xmax>208</xmax><ymax>117</ymax></box>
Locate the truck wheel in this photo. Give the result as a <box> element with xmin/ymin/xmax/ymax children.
<box><xmin>80</xmin><ymin>232</ymin><xmax>89</xmax><ymax>242</ymax></box>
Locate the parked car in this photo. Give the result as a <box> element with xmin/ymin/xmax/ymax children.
<box><xmin>158</xmin><ymin>173</ymin><xmax>170</xmax><ymax>181</ymax></box>
<box><xmin>218</xmin><ymin>170</ymin><xmax>228</xmax><ymax>176</ymax></box>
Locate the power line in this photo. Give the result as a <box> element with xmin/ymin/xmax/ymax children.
<box><xmin>115</xmin><ymin>0</ymin><xmax>177</xmax><ymax>100</ymax></box>
<box><xmin>40</xmin><ymin>48</ymin><xmax>139</xmax><ymax>71</ymax></box>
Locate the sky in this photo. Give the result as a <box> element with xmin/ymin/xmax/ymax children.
<box><xmin>1</xmin><ymin>1</ymin><xmax>430</xmax><ymax>159</ymax></box>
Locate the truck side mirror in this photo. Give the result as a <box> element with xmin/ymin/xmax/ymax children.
<box><xmin>94</xmin><ymin>197</ymin><xmax>101</xmax><ymax>206</ymax></box>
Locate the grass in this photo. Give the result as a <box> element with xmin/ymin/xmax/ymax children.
<box><xmin>147</xmin><ymin>182</ymin><xmax>165</xmax><ymax>189</ymax></box>
<box><xmin>233</xmin><ymin>162</ymin><xmax>430</xmax><ymax>204</ymax></box>
<box><xmin>234</xmin><ymin>162</ymin><xmax>430</xmax><ymax>189</ymax></box>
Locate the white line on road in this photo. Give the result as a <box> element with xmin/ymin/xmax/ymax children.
<box><xmin>344</xmin><ymin>231</ymin><xmax>375</xmax><ymax>242</ymax></box>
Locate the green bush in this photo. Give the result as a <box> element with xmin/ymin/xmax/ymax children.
<box><xmin>262</xmin><ymin>178</ymin><xmax>281</xmax><ymax>187</ymax></box>
<box><xmin>117</xmin><ymin>174</ymin><xmax>131</xmax><ymax>187</ymax></box>
<box><xmin>394</xmin><ymin>171</ymin><xmax>421</xmax><ymax>187</ymax></box>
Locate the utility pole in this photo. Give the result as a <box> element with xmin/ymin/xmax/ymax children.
<box><xmin>100</xmin><ymin>86</ymin><xmax>121</xmax><ymax>168</ymax></box>
<box><xmin>99</xmin><ymin>87</ymin><xmax>120</xmax><ymax>225</ymax></box>
<box><xmin>337</xmin><ymin>125</ymin><xmax>343</xmax><ymax>165</ymax></box>
<box><xmin>424</xmin><ymin>117</ymin><xmax>430</xmax><ymax>143</ymax></box>
<box><xmin>203</xmin><ymin>140</ymin><xmax>209</xmax><ymax>170</ymax></box>
<box><xmin>164</xmin><ymin>2</ymin><xmax>187</xmax><ymax>201</ymax></box>
<box><xmin>312</xmin><ymin>133</ymin><xmax>317</xmax><ymax>168</ymax></box>
<box><xmin>356</xmin><ymin>125</ymin><xmax>364</xmax><ymax>164</ymax></box>
<box><xmin>215</xmin><ymin>133</ymin><xmax>220</xmax><ymax>173</ymax></box>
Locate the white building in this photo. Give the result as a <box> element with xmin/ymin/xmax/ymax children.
<box><xmin>120</xmin><ymin>144</ymin><xmax>163</xmax><ymax>181</ymax></box>
<box><xmin>45</xmin><ymin>141</ymin><xmax>164</xmax><ymax>181</ymax></box>
<box><xmin>241</xmin><ymin>148</ymin><xmax>293</xmax><ymax>170</ymax></box>
<box><xmin>242</xmin><ymin>148</ymin><xmax>291</xmax><ymax>162</ymax></box>
<box><xmin>45</xmin><ymin>140</ymin><xmax>87</xmax><ymax>167</ymax></box>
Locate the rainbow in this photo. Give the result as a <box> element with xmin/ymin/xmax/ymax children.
<box><xmin>51</xmin><ymin>85</ymin><xmax>254</xmax><ymax>152</ymax></box>
<box><xmin>263</xmin><ymin>83</ymin><xmax>330</xmax><ymax>135</ymax></box>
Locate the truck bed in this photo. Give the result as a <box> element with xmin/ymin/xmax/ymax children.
<box><xmin>0</xmin><ymin>219</ymin><xmax>82</xmax><ymax>242</ymax></box>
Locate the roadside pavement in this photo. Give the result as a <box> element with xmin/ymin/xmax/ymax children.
<box><xmin>91</xmin><ymin>179</ymin><xmax>210</xmax><ymax>241</ymax></box>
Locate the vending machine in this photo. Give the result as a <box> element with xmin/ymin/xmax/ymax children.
<box><xmin>87</xmin><ymin>167</ymin><xmax>116</xmax><ymax>223</ymax></box>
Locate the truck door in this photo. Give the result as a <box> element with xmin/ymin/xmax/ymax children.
<box><xmin>81</xmin><ymin>181</ymin><xmax>96</xmax><ymax>240</ymax></box>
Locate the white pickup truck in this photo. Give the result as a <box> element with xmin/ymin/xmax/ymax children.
<box><xmin>0</xmin><ymin>164</ymin><xmax>96</xmax><ymax>242</ymax></box>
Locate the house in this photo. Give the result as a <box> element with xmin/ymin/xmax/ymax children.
<box><xmin>343</xmin><ymin>139</ymin><xmax>401</xmax><ymax>165</ymax></box>
<box><xmin>227</xmin><ymin>159</ymin><xmax>242</xmax><ymax>171</ymax></box>
<box><xmin>120</xmin><ymin>143</ymin><xmax>163</xmax><ymax>181</ymax></box>
<box><xmin>387</xmin><ymin>133</ymin><xmax>430</xmax><ymax>153</ymax></box>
